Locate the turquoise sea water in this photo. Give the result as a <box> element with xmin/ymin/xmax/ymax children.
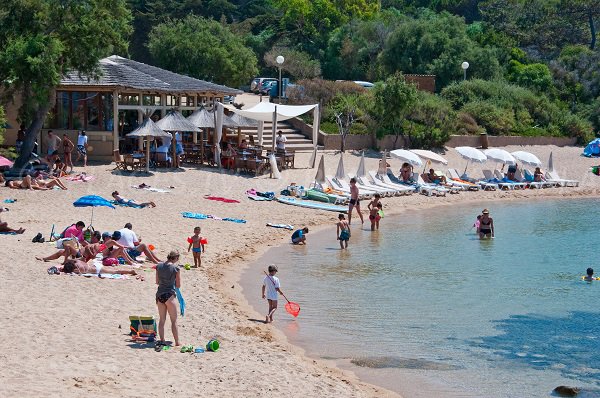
<box><xmin>242</xmin><ymin>198</ymin><xmax>600</xmax><ymax>397</ymax></box>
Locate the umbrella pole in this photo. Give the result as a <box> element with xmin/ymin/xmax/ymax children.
<box><xmin>146</xmin><ymin>137</ymin><xmax>150</xmax><ymax>173</ymax></box>
<box><xmin>463</xmin><ymin>160</ymin><xmax>469</xmax><ymax>175</ymax></box>
<box><xmin>90</xmin><ymin>207</ymin><xmax>94</xmax><ymax>230</ymax></box>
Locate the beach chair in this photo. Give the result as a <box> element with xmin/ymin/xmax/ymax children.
<box><xmin>367</xmin><ymin>170</ymin><xmax>415</xmax><ymax>195</ymax></box>
<box><xmin>129</xmin><ymin>315</ymin><xmax>157</xmax><ymax>342</ymax></box>
<box><xmin>487</xmin><ymin>170</ymin><xmax>525</xmax><ymax>190</ymax></box>
<box><xmin>348</xmin><ymin>174</ymin><xmax>400</xmax><ymax>197</ymax></box>
<box><xmin>514</xmin><ymin>170</ymin><xmax>545</xmax><ymax>189</ymax></box>
<box><xmin>325</xmin><ymin>175</ymin><xmax>374</xmax><ymax>199</ymax></box>
<box><xmin>523</xmin><ymin>169</ymin><xmax>557</xmax><ymax>188</ymax></box>
<box><xmin>415</xmin><ymin>173</ymin><xmax>448</xmax><ymax>196</ymax></box>
<box><xmin>545</xmin><ymin>170</ymin><xmax>579</xmax><ymax>187</ymax></box>
<box><xmin>154</xmin><ymin>152</ymin><xmax>172</xmax><ymax>168</ymax></box>
<box><xmin>446</xmin><ymin>168</ymin><xmax>481</xmax><ymax>191</ymax></box>
<box><xmin>113</xmin><ymin>150</ymin><xmax>126</xmax><ymax>171</ymax></box>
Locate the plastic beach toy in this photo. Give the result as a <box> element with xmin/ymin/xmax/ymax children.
<box><xmin>206</xmin><ymin>339</ymin><xmax>220</xmax><ymax>352</ymax></box>
<box><xmin>194</xmin><ymin>347</ymin><xmax>205</xmax><ymax>353</ymax></box>
<box><xmin>148</xmin><ymin>244</ymin><xmax>155</xmax><ymax>251</ymax></box>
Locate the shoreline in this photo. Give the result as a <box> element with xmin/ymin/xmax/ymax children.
<box><xmin>217</xmin><ymin>187</ymin><xmax>600</xmax><ymax>398</ymax></box>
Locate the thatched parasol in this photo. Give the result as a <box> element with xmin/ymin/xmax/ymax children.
<box><xmin>155</xmin><ymin>110</ymin><xmax>200</xmax><ymax>167</ymax></box>
<box><xmin>126</xmin><ymin>118</ymin><xmax>171</xmax><ymax>173</ymax></box>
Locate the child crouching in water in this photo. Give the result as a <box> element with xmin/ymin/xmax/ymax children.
<box><xmin>262</xmin><ymin>265</ymin><xmax>284</xmax><ymax>323</ymax></box>
<box><xmin>187</xmin><ymin>226</ymin><xmax>205</xmax><ymax>268</ymax></box>
<box><xmin>336</xmin><ymin>213</ymin><xmax>351</xmax><ymax>249</ymax></box>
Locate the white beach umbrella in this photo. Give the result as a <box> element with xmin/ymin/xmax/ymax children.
<box><xmin>511</xmin><ymin>150</ymin><xmax>542</xmax><ymax>167</ymax></box>
<box><xmin>335</xmin><ymin>153</ymin><xmax>345</xmax><ymax>180</ymax></box>
<box><xmin>410</xmin><ymin>149</ymin><xmax>447</xmax><ymax>173</ymax></box>
<box><xmin>390</xmin><ymin>149</ymin><xmax>423</xmax><ymax>167</ymax></box>
<box><xmin>356</xmin><ymin>151</ymin><xmax>367</xmax><ymax>178</ymax></box>
<box><xmin>378</xmin><ymin>150</ymin><xmax>388</xmax><ymax>175</ymax></box>
<box><xmin>455</xmin><ymin>146</ymin><xmax>487</xmax><ymax>175</ymax></box>
<box><xmin>314</xmin><ymin>155</ymin><xmax>325</xmax><ymax>185</ymax></box>
<box><xmin>483</xmin><ymin>148</ymin><xmax>516</xmax><ymax>165</ymax></box>
<box><xmin>410</xmin><ymin>149</ymin><xmax>448</xmax><ymax>165</ymax></box>
<box><xmin>548</xmin><ymin>152</ymin><xmax>554</xmax><ymax>172</ymax></box>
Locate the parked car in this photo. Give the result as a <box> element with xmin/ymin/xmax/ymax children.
<box><xmin>223</xmin><ymin>95</ymin><xmax>235</xmax><ymax>104</ymax></box>
<box><xmin>335</xmin><ymin>80</ymin><xmax>375</xmax><ymax>89</ymax></box>
<box><xmin>250</xmin><ymin>77</ymin><xmax>277</xmax><ymax>94</ymax></box>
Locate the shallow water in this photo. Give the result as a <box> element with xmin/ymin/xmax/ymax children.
<box><xmin>241</xmin><ymin>198</ymin><xmax>600</xmax><ymax>397</ymax></box>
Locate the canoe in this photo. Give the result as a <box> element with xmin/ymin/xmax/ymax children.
<box><xmin>276</xmin><ymin>196</ymin><xmax>347</xmax><ymax>213</ymax></box>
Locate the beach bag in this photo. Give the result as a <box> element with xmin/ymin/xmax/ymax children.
<box><xmin>129</xmin><ymin>316</ymin><xmax>156</xmax><ymax>341</ymax></box>
<box><xmin>102</xmin><ymin>257</ymin><xmax>118</xmax><ymax>266</ymax></box>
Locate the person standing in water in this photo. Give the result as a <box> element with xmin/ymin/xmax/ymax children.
<box><xmin>348</xmin><ymin>177</ymin><xmax>364</xmax><ymax>225</ymax></box>
<box><xmin>477</xmin><ymin>209</ymin><xmax>494</xmax><ymax>239</ymax></box>
<box><xmin>336</xmin><ymin>213</ymin><xmax>351</xmax><ymax>249</ymax></box>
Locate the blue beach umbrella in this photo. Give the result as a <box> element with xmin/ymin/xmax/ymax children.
<box><xmin>73</xmin><ymin>195</ymin><xmax>115</xmax><ymax>227</ymax></box>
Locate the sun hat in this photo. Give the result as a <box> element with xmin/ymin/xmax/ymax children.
<box><xmin>268</xmin><ymin>265</ymin><xmax>278</xmax><ymax>273</ymax></box>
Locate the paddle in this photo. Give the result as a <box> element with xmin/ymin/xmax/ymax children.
<box><xmin>263</xmin><ymin>271</ymin><xmax>301</xmax><ymax>317</ymax></box>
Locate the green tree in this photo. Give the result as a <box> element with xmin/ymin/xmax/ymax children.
<box><xmin>330</xmin><ymin>93</ymin><xmax>363</xmax><ymax>152</ymax></box>
<box><xmin>368</xmin><ymin>73</ymin><xmax>418</xmax><ymax>147</ymax></box>
<box><xmin>378</xmin><ymin>11</ymin><xmax>502</xmax><ymax>89</ymax></box>
<box><xmin>0</xmin><ymin>0</ymin><xmax>131</xmax><ymax>169</ymax></box>
<box><xmin>264</xmin><ymin>48</ymin><xmax>321</xmax><ymax>80</ymax></box>
<box><xmin>147</xmin><ymin>15</ymin><xmax>258</xmax><ymax>87</ymax></box>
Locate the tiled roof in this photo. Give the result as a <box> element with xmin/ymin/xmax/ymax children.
<box><xmin>61</xmin><ymin>55</ymin><xmax>241</xmax><ymax>95</ymax></box>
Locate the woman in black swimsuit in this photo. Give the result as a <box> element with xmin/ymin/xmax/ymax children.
<box><xmin>478</xmin><ymin>209</ymin><xmax>494</xmax><ymax>239</ymax></box>
<box><xmin>155</xmin><ymin>251</ymin><xmax>181</xmax><ymax>347</ymax></box>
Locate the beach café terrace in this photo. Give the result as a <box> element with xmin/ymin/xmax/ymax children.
<box><xmin>2</xmin><ymin>55</ymin><xmax>241</xmax><ymax>161</ymax></box>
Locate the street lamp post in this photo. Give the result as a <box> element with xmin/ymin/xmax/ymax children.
<box><xmin>276</xmin><ymin>55</ymin><xmax>285</xmax><ymax>104</ymax></box>
<box><xmin>461</xmin><ymin>61</ymin><xmax>469</xmax><ymax>81</ymax></box>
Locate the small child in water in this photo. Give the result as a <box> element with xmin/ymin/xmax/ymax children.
<box><xmin>368</xmin><ymin>194</ymin><xmax>382</xmax><ymax>231</ymax></box>
<box><xmin>187</xmin><ymin>226</ymin><xmax>205</xmax><ymax>268</ymax></box>
<box><xmin>336</xmin><ymin>213</ymin><xmax>351</xmax><ymax>249</ymax></box>
<box><xmin>584</xmin><ymin>267</ymin><xmax>596</xmax><ymax>281</ymax></box>
<box><xmin>262</xmin><ymin>265</ymin><xmax>284</xmax><ymax>323</ymax></box>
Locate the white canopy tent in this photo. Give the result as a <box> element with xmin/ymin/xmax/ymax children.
<box><xmin>217</xmin><ymin>102</ymin><xmax>320</xmax><ymax>172</ymax></box>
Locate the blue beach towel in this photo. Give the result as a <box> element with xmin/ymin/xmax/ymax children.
<box><xmin>222</xmin><ymin>217</ymin><xmax>247</xmax><ymax>223</ymax></box>
<box><xmin>0</xmin><ymin>231</ymin><xmax>17</xmax><ymax>235</ymax></box>
<box><xmin>175</xmin><ymin>287</ymin><xmax>186</xmax><ymax>316</ymax></box>
<box><xmin>3</xmin><ymin>199</ymin><xmax>16</xmax><ymax>204</ymax></box>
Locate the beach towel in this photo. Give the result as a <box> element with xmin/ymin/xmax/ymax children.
<box><xmin>204</xmin><ymin>195</ymin><xmax>240</xmax><ymax>203</ymax></box>
<box><xmin>65</xmin><ymin>175</ymin><xmax>95</xmax><ymax>182</ymax></box>
<box><xmin>131</xmin><ymin>185</ymin><xmax>171</xmax><ymax>193</ymax></box>
<box><xmin>110</xmin><ymin>200</ymin><xmax>144</xmax><ymax>209</ymax></box>
<box><xmin>80</xmin><ymin>273</ymin><xmax>129</xmax><ymax>279</ymax></box>
<box><xmin>3</xmin><ymin>199</ymin><xmax>16</xmax><ymax>203</ymax></box>
<box><xmin>267</xmin><ymin>223</ymin><xmax>294</xmax><ymax>230</ymax></box>
<box><xmin>0</xmin><ymin>231</ymin><xmax>17</xmax><ymax>235</ymax></box>
<box><xmin>181</xmin><ymin>212</ymin><xmax>246</xmax><ymax>223</ymax></box>
<box><xmin>175</xmin><ymin>287</ymin><xmax>186</xmax><ymax>316</ymax></box>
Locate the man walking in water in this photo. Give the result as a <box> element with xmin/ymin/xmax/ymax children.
<box><xmin>348</xmin><ymin>177</ymin><xmax>364</xmax><ymax>225</ymax></box>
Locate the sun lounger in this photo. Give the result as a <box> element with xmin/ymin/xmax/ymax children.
<box><xmin>488</xmin><ymin>170</ymin><xmax>526</xmax><ymax>190</ymax></box>
<box><xmin>347</xmin><ymin>174</ymin><xmax>399</xmax><ymax>196</ymax></box>
<box><xmin>523</xmin><ymin>169</ymin><xmax>557</xmax><ymax>188</ymax></box>
<box><xmin>325</xmin><ymin>175</ymin><xmax>374</xmax><ymax>199</ymax></box>
<box><xmin>415</xmin><ymin>173</ymin><xmax>448</xmax><ymax>196</ymax></box>
<box><xmin>419</xmin><ymin>173</ymin><xmax>461</xmax><ymax>194</ymax></box>
<box><xmin>367</xmin><ymin>170</ymin><xmax>415</xmax><ymax>195</ymax></box>
<box><xmin>545</xmin><ymin>170</ymin><xmax>579</xmax><ymax>187</ymax></box>
<box><xmin>446</xmin><ymin>168</ymin><xmax>480</xmax><ymax>191</ymax></box>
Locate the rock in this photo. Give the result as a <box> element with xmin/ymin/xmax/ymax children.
<box><xmin>553</xmin><ymin>386</ymin><xmax>581</xmax><ymax>397</ymax></box>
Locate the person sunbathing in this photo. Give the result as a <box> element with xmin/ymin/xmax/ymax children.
<box><xmin>533</xmin><ymin>167</ymin><xmax>546</xmax><ymax>182</ymax></box>
<box><xmin>36</xmin><ymin>232</ymin><xmax>102</xmax><ymax>264</ymax></box>
<box><xmin>111</xmin><ymin>191</ymin><xmax>156</xmax><ymax>208</ymax></box>
<box><xmin>58</xmin><ymin>259</ymin><xmax>138</xmax><ymax>276</ymax></box>
<box><xmin>400</xmin><ymin>162</ymin><xmax>414</xmax><ymax>183</ymax></box>
<box><xmin>101</xmin><ymin>231</ymin><xmax>139</xmax><ymax>265</ymax></box>
<box><xmin>35</xmin><ymin>174</ymin><xmax>68</xmax><ymax>190</ymax></box>
<box><xmin>424</xmin><ymin>169</ymin><xmax>447</xmax><ymax>184</ymax></box>
<box><xmin>0</xmin><ymin>208</ymin><xmax>25</xmax><ymax>234</ymax></box>
<box><xmin>5</xmin><ymin>175</ymin><xmax>47</xmax><ymax>190</ymax></box>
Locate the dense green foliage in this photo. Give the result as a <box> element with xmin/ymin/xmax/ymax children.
<box><xmin>0</xmin><ymin>0</ymin><xmax>598</xmax><ymax>154</ymax></box>
<box><xmin>0</xmin><ymin>0</ymin><xmax>132</xmax><ymax>167</ymax></box>
<box><xmin>148</xmin><ymin>16</ymin><xmax>258</xmax><ymax>87</ymax></box>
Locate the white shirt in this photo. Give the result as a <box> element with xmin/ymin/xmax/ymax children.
<box><xmin>77</xmin><ymin>134</ymin><xmax>88</xmax><ymax>147</ymax></box>
<box><xmin>263</xmin><ymin>275</ymin><xmax>280</xmax><ymax>300</ymax></box>
<box><xmin>117</xmin><ymin>228</ymin><xmax>138</xmax><ymax>249</ymax></box>
<box><xmin>276</xmin><ymin>135</ymin><xmax>287</xmax><ymax>150</ymax></box>
<box><xmin>47</xmin><ymin>135</ymin><xmax>61</xmax><ymax>151</ymax></box>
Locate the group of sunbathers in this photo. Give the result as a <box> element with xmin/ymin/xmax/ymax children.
<box><xmin>36</xmin><ymin>221</ymin><xmax>163</xmax><ymax>270</ymax></box>
<box><xmin>1</xmin><ymin>173</ymin><xmax>67</xmax><ymax>190</ymax></box>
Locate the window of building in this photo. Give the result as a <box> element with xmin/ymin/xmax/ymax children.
<box><xmin>118</xmin><ymin>94</ymin><xmax>140</xmax><ymax>106</ymax></box>
<box><xmin>166</xmin><ymin>95</ymin><xmax>179</xmax><ymax>107</ymax></box>
<box><xmin>142</xmin><ymin>95</ymin><xmax>161</xmax><ymax>106</ymax></box>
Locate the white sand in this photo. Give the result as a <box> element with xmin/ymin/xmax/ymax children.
<box><xmin>1</xmin><ymin>145</ymin><xmax>598</xmax><ymax>397</ymax></box>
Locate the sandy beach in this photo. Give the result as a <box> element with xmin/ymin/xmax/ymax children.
<box><xmin>1</xmin><ymin>145</ymin><xmax>599</xmax><ymax>398</ymax></box>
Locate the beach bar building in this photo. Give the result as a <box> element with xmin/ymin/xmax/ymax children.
<box><xmin>2</xmin><ymin>55</ymin><xmax>240</xmax><ymax>161</ymax></box>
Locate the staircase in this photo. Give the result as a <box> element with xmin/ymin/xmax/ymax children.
<box><xmin>237</xmin><ymin>120</ymin><xmax>314</xmax><ymax>151</ymax></box>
